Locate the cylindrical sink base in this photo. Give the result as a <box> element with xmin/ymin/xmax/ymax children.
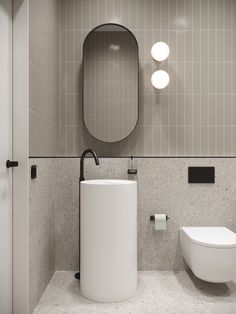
<box><xmin>80</xmin><ymin>180</ymin><xmax>137</xmax><ymax>302</ymax></box>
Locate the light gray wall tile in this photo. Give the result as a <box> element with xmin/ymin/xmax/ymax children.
<box><xmin>29</xmin><ymin>0</ymin><xmax>61</xmax><ymax>156</ymax></box>
<box><xmin>30</xmin><ymin>0</ymin><xmax>236</xmax><ymax>157</ymax></box>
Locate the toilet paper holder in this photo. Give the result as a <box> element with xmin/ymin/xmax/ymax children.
<box><xmin>150</xmin><ymin>215</ymin><xmax>170</xmax><ymax>221</ymax></box>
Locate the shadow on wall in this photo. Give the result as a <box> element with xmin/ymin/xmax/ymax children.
<box><xmin>173</xmin><ymin>234</ymin><xmax>185</xmax><ymax>272</ymax></box>
<box><xmin>181</xmin><ymin>268</ymin><xmax>235</xmax><ymax>298</ymax></box>
<box><xmin>0</xmin><ymin>0</ymin><xmax>12</xmax><ymax>15</ymax></box>
<box><xmin>12</xmin><ymin>0</ymin><xmax>25</xmax><ymax>18</ymax></box>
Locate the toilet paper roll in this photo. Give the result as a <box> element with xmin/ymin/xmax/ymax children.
<box><xmin>154</xmin><ymin>214</ymin><xmax>167</xmax><ymax>230</ymax></box>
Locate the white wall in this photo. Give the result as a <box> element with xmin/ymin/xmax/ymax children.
<box><xmin>13</xmin><ymin>0</ymin><xmax>29</xmax><ymax>313</ymax></box>
<box><xmin>0</xmin><ymin>1</ymin><xmax>12</xmax><ymax>313</ymax></box>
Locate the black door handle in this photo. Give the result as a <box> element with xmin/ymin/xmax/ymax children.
<box><xmin>6</xmin><ymin>160</ymin><xmax>19</xmax><ymax>168</ymax></box>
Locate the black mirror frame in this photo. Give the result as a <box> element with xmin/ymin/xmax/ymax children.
<box><xmin>82</xmin><ymin>23</ymin><xmax>139</xmax><ymax>143</ymax></box>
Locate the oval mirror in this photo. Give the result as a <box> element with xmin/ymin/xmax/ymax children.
<box><xmin>83</xmin><ymin>24</ymin><xmax>139</xmax><ymax>143</ymax></box>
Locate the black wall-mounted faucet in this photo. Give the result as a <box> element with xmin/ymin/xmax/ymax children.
<box><xmin>80</xmin><ymin>148</ymin><xmax>100</xmax><ymax>181</ymax></box>
<box><xmin>75</xmin><ymin>149</ymin><xmax>100</xmax><ymax>281</ymax></box>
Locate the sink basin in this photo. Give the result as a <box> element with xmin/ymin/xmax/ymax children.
<box><xmin>80</xmin><ymin>179</ymin><xmax>137</xmax><ymax>302</ymax></box>
<box><xmin>81</xmin><ymin>179</ymin><xmax>136</xmax><ymax>185</ymax></box>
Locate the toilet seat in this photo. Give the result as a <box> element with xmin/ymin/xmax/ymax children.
<box><xmin>181</xmin><ymin>227</ymin><xmax>236</xmax><ymax>249</ymax></box>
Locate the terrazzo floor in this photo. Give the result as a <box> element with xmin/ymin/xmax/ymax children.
<box><xmin>33</xmin><ymin>271</ymin><xmax>236</xmax><ymax>314</ymax></box>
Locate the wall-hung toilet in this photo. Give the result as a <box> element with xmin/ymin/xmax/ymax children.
<box><xmin>180</xmin><ymin>227</ymin><xmax>236</xmax><ymax>283</ymax></box>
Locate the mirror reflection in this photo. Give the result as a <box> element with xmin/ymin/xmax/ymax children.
<box><xmin>83</xmin><ymin>24</ymin><xmax>139</xmax><ymax>143</ymax></box>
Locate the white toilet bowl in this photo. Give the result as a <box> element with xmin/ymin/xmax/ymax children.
<box><xmin>180</xmin><ymin>227</ymin><xmax>236</xmax><ymax>283</ymax></box>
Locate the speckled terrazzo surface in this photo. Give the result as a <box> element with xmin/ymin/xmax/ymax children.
<box><xmin>33</xmin><ymin>271</ymin><xmax>236</xmax><ymax>314</ymax></box>
<box><xmin>30</xmin><ymin>158</ymin><xmax>236</xmax><ymax>312</ymax></box>
<box><xmin>55</xmin><ymin>158</ymin><xmax>236</xmax><ymax>271</ymax></box>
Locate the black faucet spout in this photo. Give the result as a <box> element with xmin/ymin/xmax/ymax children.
<box><xmin>80</xmin><ymin>149</ymin><xmax>100</xmax><ymax>181</ymax></box>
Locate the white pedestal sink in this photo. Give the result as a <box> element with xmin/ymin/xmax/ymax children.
<box><xmin>80</xmin><ymin>179</ymin><xmax>137</xmax><ymax>302</ymax></box>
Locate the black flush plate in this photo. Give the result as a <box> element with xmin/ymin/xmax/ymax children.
<box><xmin>188</xmin><ymin>167</ymin><xmax>215</xmax><ymax>183</ymax></box>
<box><xmin>31</xmin><ymin>165</ymin><xmax>37</xmax><ymax>179</ymax></box>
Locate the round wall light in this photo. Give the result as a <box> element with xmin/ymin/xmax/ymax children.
<box><xmin>151</xmin><ymin>42</ymin><xmax>169</xmax><ymax>62</ymax></box>
<box><xmin>151</xmin><ymin>70</ymin><xmax>170</xmax><ymax>89</ymax></box>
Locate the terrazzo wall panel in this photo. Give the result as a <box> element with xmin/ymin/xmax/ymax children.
<box><xmin>30</xmin><ymin>0</ymin><xmax>236</xmax><ymax>157</ymax></box>
<box><xmin>29</xmin><ymin>159</ymin><xmax>56</xmax><ymax>313</ymax></box>
<box><xmin>29</xmin><ymin>158</ymin><xmax>236</xmax><ymax>274</ymax></box>
<box><xmin>55</xmin><ymin>158</ymin><xmax>236</xmax><ymax>270</ymax></box>
<box><xmin>54</xmin><ymin>158</ymin><xmax>80</xmax><ymax>270</ymax></box>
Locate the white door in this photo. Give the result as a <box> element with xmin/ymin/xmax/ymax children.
<box><xmin>0</xmin><ymin>1</ymin><xmax>13</xmax><ymax>313</ymax></box>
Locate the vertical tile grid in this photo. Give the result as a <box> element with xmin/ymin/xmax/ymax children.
<box><xmin>29</xmin><ymin>0</ymin><xmax>236</xmax><ymax>156</ymax></box>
